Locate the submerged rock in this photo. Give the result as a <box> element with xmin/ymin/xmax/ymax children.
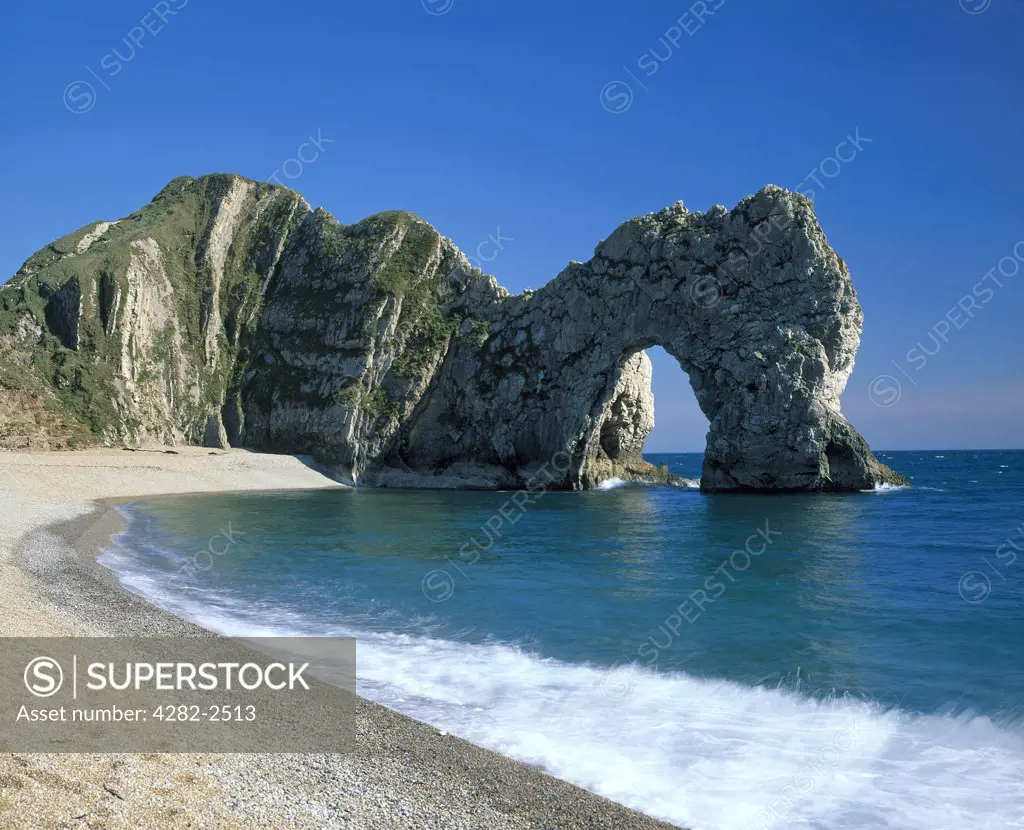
<box><xmin>0</xmin><ymin>174</ymin><xmax>904</xmax><ymax>491</ymax></box>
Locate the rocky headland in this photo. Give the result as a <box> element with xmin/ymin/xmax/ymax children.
<box><xmin>0</xmin><ymin>174</ymin><xmax>904</xmax><ymax>492</ymax></box>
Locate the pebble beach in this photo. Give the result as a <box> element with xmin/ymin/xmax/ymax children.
<box><xmin>0</xmin><ymin>448</ymin><xmax>678</xmax><ymax>829</ymax></box>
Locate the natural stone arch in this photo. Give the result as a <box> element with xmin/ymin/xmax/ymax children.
<box><xmin>394</xmin><ymin>186</ymin><xmax>902</xmax><ymax>491</ymax></box>
<box><xmin>0</xmin><ymin>173</ymin><xmax>901</xmax><ymax>491</ymax></box>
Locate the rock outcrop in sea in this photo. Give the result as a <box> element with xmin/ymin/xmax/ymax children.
<box><xmin>0</xmin><ymin>174</ymin><xmax>904</xmax><ymax>491</ymax></box>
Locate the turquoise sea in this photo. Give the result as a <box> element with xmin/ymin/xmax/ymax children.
<box><xmin>99</xmin><ymin>450</ymin><xmax>1024</xmax><ymax>829</ymax></box>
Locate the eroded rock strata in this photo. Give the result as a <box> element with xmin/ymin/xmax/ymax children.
<box><xmin>0</xmin><ymin>174</ymin><xmax>904</xmax><ymax>491</ymax></box>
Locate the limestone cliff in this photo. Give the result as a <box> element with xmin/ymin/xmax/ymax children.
<box><xmin>0</xmin><ymin>173</ymin><xmax>904</xmax><ymax>492</ymax></box>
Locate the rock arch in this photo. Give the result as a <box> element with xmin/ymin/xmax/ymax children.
<box><xmin>390</xmin><ymin>186</ymin><xmax>903</xmax><ymax>491</ymax></box>
<box><xmin>1</xmin><ymin>173</ymin><xmax>902</xmax><ymax>491</ymax></box>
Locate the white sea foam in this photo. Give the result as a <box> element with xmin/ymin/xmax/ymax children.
<box><xmin>594</xmin><ymin>476</ymin><xmax>700</xmax><ymax>491</ymax></box>
<box><xmin>861</xmin><ymin>482</ymin><xmax>912</xmax><ymax>493</ymax></box>
<box><xmin>99</xmin><ymin>536</ymin><xmax>1024</xmax><ymax>830</ymax></box>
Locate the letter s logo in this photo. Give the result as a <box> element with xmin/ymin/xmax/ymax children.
<box><xmin>24</xmin><ymin>657</ymin><xmax>63</xmax><ymax>697</ymax></box>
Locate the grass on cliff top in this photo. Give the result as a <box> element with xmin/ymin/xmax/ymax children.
<box><xmin>2</xmin><ymin>175</ymin><xmax>471</xmax><ymax>445</ymax></box>
<box><xmin>14</xmin><ymin>221</ymin><xmax>112</xmax><ymax>277</ymax></box>
<box><xmin>313</xmin><ymin>209</ymin><xmax>458</xmax><ymax>380</ymax></box>
<box><xmin>368</xmin><ymin>212</ymin><xmax>438</xmax><ymax>299</ymax></box>
<box><xmin>0</xmin><ymin>174</ymin><xmax>298</xmax><ymax>443</ymax></box>
<box><xmin>368</xmin><ymin>213</ymin><xmax>461</xmax><ymax>378</ymax></box>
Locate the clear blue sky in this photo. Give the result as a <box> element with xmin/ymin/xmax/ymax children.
<box><xmin>2</xmin><ymin>0</ymin><xmax>1022</xmax><ymax>451</ymax></box>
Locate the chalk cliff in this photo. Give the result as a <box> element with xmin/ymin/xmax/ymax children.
<box><xmin>0</xmin><ymin>174</ymin><xmax>904</xmax><ymax>491</ymax></box>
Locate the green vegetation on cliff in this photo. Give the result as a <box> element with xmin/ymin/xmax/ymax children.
<box><xmin>0</xmin><ymin>174</ymin><xmax>299</xmax><ymax>447</ymax></box>
<box><xmin>367</xmin><ymin>212</ymin><xmax>460</xmax><ymax>378</ymax></box>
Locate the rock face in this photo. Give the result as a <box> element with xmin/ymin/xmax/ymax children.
<box><xmin>0</xmin><ymin>174</ymin><xmax>904</xmax><ymax>491</ymax></box>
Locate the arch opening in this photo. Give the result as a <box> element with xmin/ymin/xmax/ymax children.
<box><xmin>643</xmin><ymin>345</ymin><xmax>708</xmax><ymax>456</ymax></box>
<box><xmin>578</xmin><ymin>345</ymin><xmax>708</xmax><ymax>488</ymax></box>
